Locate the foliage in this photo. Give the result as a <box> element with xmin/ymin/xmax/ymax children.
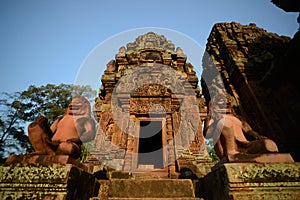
<box><xmin>0</xmin><ymin>92</ymin><xmax>33</xmax><ymax>162</ymax></box>
<box><xmin>0</xmin><ymin>84</ymin><xmax>96</xmax><ymax>162</ymax></box>
<box><xmin>79</xmin><ymin>140</ymin><xmax>95</xmax><ymax>162</ymax></box>
<box><xmin>17</xmin><ymin>84</ymin><xmax>96</xmax><ymax>124</ymax></box>
<box><xmin>205</xmin><ymin>139</ymin><xmax>220</xmax><ymax>163</ymax></box>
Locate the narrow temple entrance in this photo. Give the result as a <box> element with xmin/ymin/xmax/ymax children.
<box><xmin>138</xmin><ymin>121</ymin><xmax>164</xmax><ymax>169</ymax></box>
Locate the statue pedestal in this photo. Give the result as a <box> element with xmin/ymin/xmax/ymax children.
<box><xmin>197</xmin><ymin>162</ymin><xmax>300</xmax><ymax>200</ymax></box>
<box><xmin>0</xmin><ymin>155</ymin><xmax>99</xmax><ymax>200</ymax></box>
<box><xmin>212</xmin><ymin>153</ymin><xmax>294</xmax><ymax>171</ymax></box>
<box><xmin>5</xmin><ymin>154</ymin><xmax>88</xmax><ymax>171</ymax></box>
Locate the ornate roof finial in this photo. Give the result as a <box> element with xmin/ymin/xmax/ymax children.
<box><xmin>118</xmin><ymin>46</ymin><xmax>126</xmax><ymax>53</ymax></box>
<box><xmin>126</xmin><ymin>32</ymin><xmax>175</xmax><ymax>51</ymax></box>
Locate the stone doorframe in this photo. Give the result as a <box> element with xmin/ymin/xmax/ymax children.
<box><xmin>123</xmin><ymin>113</ymin><xmax>176</xmax><ymax>174</ymax></box>
<box><xmin>132</xmin><ymin>116</ymin><xmax>167</xmax><ymax>171</ymax></box>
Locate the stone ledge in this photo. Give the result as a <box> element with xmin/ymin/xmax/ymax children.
<box><xmin>97</xmin><ymin>198</ymin><xmax>203</xmax><ymax>200</ymax></box>
<box><xmin>197</xmin><ymin>162</ymin><xmax>300</xmax><ymax>200</ymax></box>
<box><xmin>212</xmin><ymin>153</ymin><xmax>294</xmax><ymax>171</ymax></box>
<box><xmin>5</xmin><ymin>154</ymin><xmax>88</xmax><ymax>171</ymax></box>
<box><xmin>0</xmin><ymin>164</ymin><xmax>71</xmax><ymax>183</ymax></box>
<box><xmin>0</xmin><ymin>163</ymin><xmax>99</xmax><ymax>200</ymax></box>
<box><xmin>224</xmin><ymin>162</ymin><xmax>300</xmax><ymax>183</ymax></box>
<box><xmin>109</xmin><ymin>179</ymin><xmax>195</xmax><ymax>198</ymax></box>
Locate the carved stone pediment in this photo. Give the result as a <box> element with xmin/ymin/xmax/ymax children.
<box><xmin>114</xmin><ymin>64</ymin><xmax>187</xmax><ymax>96</ymax></box>
<box><xmin>130</xmin><ymin>98</ymin><xmax>171</xmax><ymax>114</ymax></box>
<box><xmin>140</xmin><ymin>50</ymin><xmax>162</xmax><ymax>63</ymax></box>
<box><xmin>126</xmin><ymin>32</ymin><xmax>175</xmax><ymax>51</ymax></box>
<box><xmin>132</xmin><ymin>84</ymin><xmax>171</xmax><ymax>97</ymax></box>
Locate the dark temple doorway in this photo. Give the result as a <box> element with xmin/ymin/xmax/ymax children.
<box><xmin>138</xmin><ymin>121</ymin><xmax>163</xmax><ymax>169</ymax></box>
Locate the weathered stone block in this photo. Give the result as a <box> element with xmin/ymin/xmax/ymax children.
<box><xmin>109</xmin><ymin>179</ymin><xmax>195</xmax><ymax>198</ymax></box>
<box><xmin>92</xmin><ymin>198</ymin><xmax>203</xmax><ymax>200</ymax></box>
<box><xmin>0</xmin><ymin>163</ymin><xmax>99</xmax><ymax>200</ymax></box>
<box><xmin>197</xmin><ymin>163</ymin><xmax>300</xmax><ymax>200</ymax></box>
<box><xmin>5</xmin><ymin>154</ymin><xmax>87</xmax><ymax>171</ymax></box>
<box><xmin>176</xmin><ymin>158</ymin><xmax>213</xmax><ymax>179</ymax></box>
<box><xmin>211</xmin><ymin>153</ymin><xmax>294</xmax><ymax>171</ymax></box>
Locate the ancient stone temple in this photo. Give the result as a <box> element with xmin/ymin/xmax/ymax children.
<box><xmin>1</xmin><ymin>13</ymin><xmax>300</xmax><ymax>199</ymax></box>
<box><xmin>91</xmin><ymin>32</ymin><xmax>210</xmax><ymax>176</ymax></box>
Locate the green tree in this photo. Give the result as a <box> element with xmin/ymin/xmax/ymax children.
<box><xmin>0</xmin><ymin>92</ymin><xmax>32</xmax><ymax>162</ymax></box>
<box><xmin>18</xmin><ymin>84</ymin><xmax>96</xmax><ymax>123</ymax></box>
<box><xmin>0</xmin><ymin>84</ymin><xmax>96</xmax><ymax>162</ymax></box>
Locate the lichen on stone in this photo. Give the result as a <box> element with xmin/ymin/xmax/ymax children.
<box><xmin>231</xmin><ymin>163</ymin><xmax>300</xmax><ymax>182</ymax></box>
<box><xmin>0</xmin><ymin>164</ymin><xmax>69</xmax><ymax>183</ymax></box>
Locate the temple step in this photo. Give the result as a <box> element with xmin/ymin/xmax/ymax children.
<box><xmin>95</xmin><ymin>198</ymin><xmax>202</xmax><ymax>200</ymax></box>
<box><xmin>110</xmin><ymin>179</ymin><xmax>195</xmax><ymax>198</ymax></box>
<box><xmin>132</xmin><ymin>169</ymin><xmax>169</xmax><ymax>179</ymax></box>
<box><xmin>94</xmin><ymin>179</ymin><xmax>200</xmax><ymax>199</ymax></box>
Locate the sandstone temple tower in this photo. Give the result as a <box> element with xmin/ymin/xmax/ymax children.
<box><xmin>92</xmin><ymin>32</ymin><xmax>210</xmax><ymax>175</ymax></box>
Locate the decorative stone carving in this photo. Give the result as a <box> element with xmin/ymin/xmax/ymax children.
<box><xmin>130</xmin><ymin>98</ymin><xmax>171</xmax><ymax>114</ymax></box>
<box><xmin>235</xmin><ymin>163</ymin><xmax>300</xmax><ymax>181</ymax></box>
<box><xmin>28</xmin><ymin>95</ymin><xmax>96</xmax><ymax>159</ymax></box>
<box><xmin>0</xmin><ymin>163</ymin><xmax>99</xmax><ymax>199</ymax></box>
<box><xmin>198</xmin><ymin>163</ymin><xmax>300</xmax><ymax>200</ymax></box>
<box><xmin>204</xmin><ymin>93</ymin><xmax>278</xmax><ymax>160</ymax></box>
<box><xmin>126</xmin><ymin>32</ymin><xmax>175</xmax><ymax>51</ymax></box>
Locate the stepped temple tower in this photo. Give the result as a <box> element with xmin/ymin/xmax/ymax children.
<box><xmin>92</xmin><ymin>32</ymin><xmax>211</xmax><ymax>175</ymax></box>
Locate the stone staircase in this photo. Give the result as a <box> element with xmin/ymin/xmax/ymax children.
<box><xmin>91</xmin><ymin>178</ymin><xmax>202</xmax><ymax>200</ymax></box>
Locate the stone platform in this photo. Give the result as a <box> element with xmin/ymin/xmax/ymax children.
<box><xmin>91</xmin><ymin>178</ymin><xmax>202</xmax><ymax>200</ymax></box>
<box><xmin>197</xmin><ymin>162</ymin><xmax>300</xmax><ymax>200</ymax></box>
<box><xmin>5</xmin><ymin>154</ymin><xmax>88</xmax><ymax>171</ymax></box>
<box><xmin>0</xmin><ymin>155</ymin><xmax>99</xmax><ymax>200</ymax></box>
<box><xmin>211</xmin><ymin>153</ymin><xmax>295</xmax><ymax>170</ymax></box>
<box><xmin>100</xmin><ymin>198</ymin><xmax>202</xmax><ymax>200</ymax></box>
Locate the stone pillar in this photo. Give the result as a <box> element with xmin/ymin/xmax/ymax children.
<box><xmin>123</xmin><ymin>115</ymin><xmax>135</xmax><ymax>172</ymax></box>
<box><xmin>166</xmin><ymin>113</ymin><xmax>176</xmax><ymax>174</ymax></box>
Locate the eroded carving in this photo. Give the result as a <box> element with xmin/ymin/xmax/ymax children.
<box><xmin>204</xmin><ymin>94</ymin><xmax>278</xmax><ymax>159</ymax></box>
<box><xmin>28</xmin><ymin>95</ymin><xmax>96</xmax><ymax>159</ymax></box>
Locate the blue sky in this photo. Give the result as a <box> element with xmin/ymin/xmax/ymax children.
<box><xmin>0</xmin><ymin>0</ymin><xmax>298</xmax><ymax>94</ymax></box>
